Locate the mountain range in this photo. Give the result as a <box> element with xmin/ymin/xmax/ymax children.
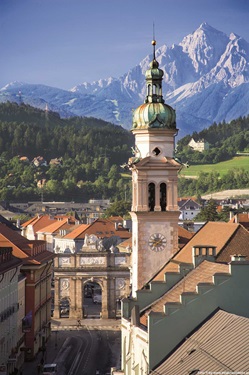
<box><xmin>1</xmin><ymin>22</ymin><xmax>249</xmax><ymax>137</ymax></box>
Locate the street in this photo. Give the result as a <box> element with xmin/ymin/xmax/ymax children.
<box><xmin>23</xmin><ymin>319</ymin><xmax>121</xmax><ymax>375</ymax></box>
<box><xmin>54</xmin><ymin>330</ymin><xmax>120</xmax><ymax>375</ymax></box>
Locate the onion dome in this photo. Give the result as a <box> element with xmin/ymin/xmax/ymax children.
<box><xmin>132</xmin><ymin>39</ymin><xmax>176</xmax><ymax>130</ymax></box>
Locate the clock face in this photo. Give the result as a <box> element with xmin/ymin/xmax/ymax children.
<box><xmin>149</xmin><ymin>233</ymin><xmax>167</xmax><ymax>252</ymax></box>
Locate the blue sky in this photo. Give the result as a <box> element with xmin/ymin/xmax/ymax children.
<box><xmin>1</xmin><ymin>0</ymin><xmax>248</xmax><ymax>90</ymax></box>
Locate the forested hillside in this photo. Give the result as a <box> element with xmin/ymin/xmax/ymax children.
<box><xmin>0</xmin><ymin>102</ymin><xmax>134</xmax><ymax>202</ymax></box>
<box><xmin>0</xmin><ymin>102</ymin><xmax>248</xmax><ymax>203</ymax></box>
<box><xmin>176</xmin><ymin>116</ymin><xmax>249</xmax><ymax>164</ymax></box>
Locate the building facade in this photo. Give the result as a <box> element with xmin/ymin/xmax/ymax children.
<box><xmin>0</xmin><ymin>247</ymin><xmax>23</xmax><ymax>375</ymax></box>
<box><xmin>0</xmin><ymin>224</ymin><xmax>54</xmax><ymax>361</ymax></box>
<box><xmin>53</xmin><ymin>218</ymin><xmax>132</xmax><ymax>319</ymax></box>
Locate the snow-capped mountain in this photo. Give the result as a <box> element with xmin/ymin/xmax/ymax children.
<box><xmin>1</xmin><ymin>23</ymin><xmax>249</xmax><ymax>136</ymax></box>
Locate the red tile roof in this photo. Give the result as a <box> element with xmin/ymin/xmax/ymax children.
<box><xmin>178</xmin><ymin>226</ymin><xmax>194</xmax><ymax>248</ymax></box>
<box><xmin>230</xmin><ymin>213</ymin><xmax>249</xmax><ymax>231</ymax></box>
<box><xmin>0</xmin><ymin>224</ymin><xmax>54</xmax><ymax>264</ymax></box>
<box><xmin>64</xmin><ymin>218</ymin><xmax>131</xmax><ymax>240</ymax></box>
<box><xmin>22</xmin><ymin>215</ymin><xmax>58</xmax><ymax>232</ymax></box>
<box><xmin>36</xmin><ymin>218</ymin><xmax>69</xmax><ymax>234</ymax></box>
<box><xmin>153</xmin><ymin>222</ymin><xmax>244</xmax><ymax>279</ymax></box>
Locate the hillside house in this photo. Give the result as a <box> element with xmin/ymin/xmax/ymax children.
<box><xmin>188</xmin><ymin>137</ymin><xmax>209</xmax><ymax>152</ymax></box>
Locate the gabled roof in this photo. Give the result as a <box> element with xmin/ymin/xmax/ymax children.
<box><xmin>178</xmin><ymin>198</ymin><xmax>201</xmax><ymax>210</ymax></box>
<box><xmin>22</xmin><ymin>214</ymin><xmax>77</xmax><ymax>233</ymax></box>
<box><xmin>155</xmin><ymin>310</ymin><xmax>249</xmax><ymax>374</ymax></box>
<box><xmin>62</xmin><ymin>224</ymin><xmax>90</xmax><ymax>239</ymax></box>
<box><xmin>178</xmin><ymin>226</ymin><xmax>194</xmax><ymax>249</ymax></box>
<box><xmin>108</xmin><ymin>216</ymin><xmax>124</xmax><ymax>222</ymax></box>
<box><xmin>153</xmin><ymin>222</ymin><xmax>247</xmax><ymax>279</ymax></box>
<box><xmin>230</xmin><ymin>213</ymin><xmax>249</xmax><ymax>231</ymax></box>
<box><xmin>0</xmin><ymin>223</ymin><xmax>54</xmax><ymax>264</ymax></box>
<box><xmin>63</xmin><ymin>218</ymin><xmax>131</xmax><ymax>240</ymax></box>
<box><xmin>117</xmin><ymin>237</ymin><xmax>132</xmax><ymax>252</ymax></box>
<box><xmin>36</xmin><ymin>218</ymin><xmax>69</xmax><ymax>234</ymax></box>
<box><xmin>22</xmin><ymin>215</ymin><xmax>58</xmax><ymax>231</ymax></box>
<box><xmin>140</xmin><ymin>260</ymin><xmax>229</xmax><ymax>327</ymax></box>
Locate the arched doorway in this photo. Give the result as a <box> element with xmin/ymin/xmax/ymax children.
<box><xmin>83</xmin><ymin>281</ymin><xmax>102</xmax><ymax>318</ymax></box>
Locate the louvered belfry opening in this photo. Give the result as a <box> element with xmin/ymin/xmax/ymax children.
<box><xmin>160</xmin><ymin>183</ymin><xmax>167</xmax><ymax>211</ymax></box>
<box><xmin>148</xmin><ymin>183</ymin><xmax>155</xmax><ymax>211</ymax></box>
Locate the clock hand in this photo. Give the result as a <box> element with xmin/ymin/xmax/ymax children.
<box><xmin>154</xmin><ymin>239</ymin><xmax>162</xmax><ymax>246</ymax></box>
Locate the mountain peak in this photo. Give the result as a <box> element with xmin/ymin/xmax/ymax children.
<box><xmin>198</xmin><ymin>22</ymin><xmax>214</xmax><ymax>31</ymax></box>
<box><xmin>0</xmin><ymin>81</ymin><xmax>25</xmax><ymax>91</ymax></box>
<box><xmin>0</xmin><ymin>24</ymin><xmax>249</xmax><ymax>136</ymax></box>
<box><xmin>229</xmin><ymin>32</ymin><xmax>240</xmax><ymax>41</ymax></box>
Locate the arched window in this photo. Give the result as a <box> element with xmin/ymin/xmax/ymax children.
<box><xmin>148</xmin><ymin>183</ymin><xmax>155</xmax><ymax>211</ymax></box>
<box><xmin>148</xmin><ymin>84</ymin><xmax>151</xmax><ymax>96</ymax></box>
<box><xmin>160</xmin><ymin>183</ymin><xmax>167</xmax><ymax>211</ymax></box>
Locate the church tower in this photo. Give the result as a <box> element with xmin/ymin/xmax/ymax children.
<box><xmin>129</xmin><ymin>39</ymin><xmax>181</xmax><ymax>296</ymax></box>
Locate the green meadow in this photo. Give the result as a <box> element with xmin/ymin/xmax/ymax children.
<box><xmin>180</xmin><ymin>156</ymin><xmax>249</xmax><ymax>178</ymax></box>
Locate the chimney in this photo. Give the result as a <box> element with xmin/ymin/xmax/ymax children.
<box><xmin>231</xmin><ymin>254</ymin><xmax>247</xmax><ymax>262</ymax></box>
<box><xmin>192</xmin><ymin>245</ymin><xmax>216</xmax><ymax>267</ymax></box>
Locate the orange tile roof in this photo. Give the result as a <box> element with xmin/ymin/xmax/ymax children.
<box><xmin>108</xmin><ymin>216</ymin><xmax>124</xmax><ymax>222</ymax></box>
<box><xmin>0</xmin><ymin>224</ymin><xmax>54</xmax><ymax>264</ymax></box>
<box><xmin>230</xmin><ymin>213</ymin><xmax>249</xmax><ymax>230</ymax></box>
<box><xmin>178</xmin><ymin>226</ymin><xmax>194</xmax><ymax>248</ymax></box>
<box><xmin>64</xmin><ymin>218</ymin><xmax>131</xmax><ymax>240</ymax></box>
<box><xmin>63</xmin><ymin>224</ymin><xmax>90</xmax><ymax>239</ymax></box>
<box><xmin>140</xmin><ymin>261</ymin><xmax>229</xmax><ymax>327</ymax></box>
<box><xmin>152</xmin><ymin>221</ymin><xmax>249</xmax><ymax>282</ymax></box>
<box><xmin>216</xmin><ymin>224</ymin><xmax>249</xmax><ymax>262</ymax></box>
<box><xmin>21</xmin><ymin>215</ymin><xmax>40</xmax><ymax>228</ymax></box>
<box><xmin>22</xmin><ymin>215</ymin><xmax>58</xmax><ymax>232</ymax></box>
<box><xmin>37</xmin><ymin>218</ymin><xmax>68</xmax><ymax>234</ymax></box>
<box><xmin>117</xmin><ymin>237</ymin><xmax>132</xmax><ymax>253</ymax></box>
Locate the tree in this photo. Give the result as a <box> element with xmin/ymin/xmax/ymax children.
<box><xmin>195</xmin><ymin>199</ymin><xmax>219</xmax><ymax>222</ymax></box>
<box><xmin>104</xmin><ymin>200</ymin><xmax>131</xmax><ymax>218</ymax></box>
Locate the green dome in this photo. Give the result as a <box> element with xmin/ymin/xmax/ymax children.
<box><xmin>145</xmin><ymin>59</ymin><xmax>164</xmax><ymax>80</ymax></box>
<box><xmin>132</xmin><ymin>102</ymin><xmax>176</xmax><ymax>130</ymax></box>
<box><xmin>131</xmin><ymin>40</ymin><xmax>176</xmax><ymax>131</ymax></box>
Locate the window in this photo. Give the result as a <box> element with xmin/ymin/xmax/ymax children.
<box><xmin>153</xmin><ymin>147</ymin><xmax>161</xmax><ymax>156</ymax></box>
<box><xmin>148</xmin><ymin>183</ymin><xmax>155</xmax><ymax>211</ymax></box>
<box><xmin>160</xmin><ymin>183</ymin><xmax>167</xmax><ymax>211</ymax></box>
